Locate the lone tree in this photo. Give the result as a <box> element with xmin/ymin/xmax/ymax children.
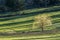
<box><xmin>33</xmin><ymin>14</ymin><xmax>52</xmax><ymax>32</ymax></box>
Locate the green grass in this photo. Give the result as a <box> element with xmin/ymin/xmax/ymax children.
<box><xmin>0</xmin><ymin>6</ymin><xmax>60</xmax><ymax>40</ymax></box>
<box><xmin>0</xmin><ymin>33</ymin><xmax>60</xmax><ymax>40</ymax></box>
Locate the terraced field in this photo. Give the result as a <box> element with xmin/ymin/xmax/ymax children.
<box><xmin>0</xmin><ymin>6</ymin><xmax>60</xmax><ymax>40</ymax></box>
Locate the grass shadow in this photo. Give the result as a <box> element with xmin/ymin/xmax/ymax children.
<box><xmin>0</xmin><ymin>6</ymin><xmax>60</xmax><ymax>22</ymax></box>
<box><xmin>0</xmin><ymin>6</ymin><xmax>60</xmax><ymax>18</ymax></box>
<box><xmin>0</xmin><ymin>20</ymin><xmax>33</xmax><ymax>27</ymax></box>
<box><xmin>13</xmin><ymin>36</ymin><xmax>60</xmax><ymax>40</ymax></box>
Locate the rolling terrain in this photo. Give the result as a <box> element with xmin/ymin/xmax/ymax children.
<box><xmin>0</xmin><ymin>6</ymin><xmax>60</xmax><ymax>40</ymax></box>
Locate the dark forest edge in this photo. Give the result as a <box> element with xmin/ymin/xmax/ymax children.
<box><xmin>0</xmin><ymin>0</ymin><xmax>60</xmax><ymax>12</ymax></box>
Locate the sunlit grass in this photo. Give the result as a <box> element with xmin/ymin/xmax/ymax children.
<box><xmin>0</xmin><ymin>33</ymin><xmax>60</xmax><ymax>40</ymax></box>
<box><xmin>0</xmin><ymin>6</ymin><xmax>60</xmax><ymax>40</ymax></box>
<box><xmin>0</xmin><ymin>17</ymin><xmax>33</xmax><ymax>24</ymax></box>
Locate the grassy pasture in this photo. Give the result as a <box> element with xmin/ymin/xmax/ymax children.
<box><xmin>0</xmin><ymin>6</ymin><xmax>60</xmax><ymax>40</ymax></box>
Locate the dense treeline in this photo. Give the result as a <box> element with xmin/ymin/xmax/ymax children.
<box><xmin>5</xmin><ymin>0</ymin><xmax>25</xmax><ymax>11</ymax></box>
<box><xmin>0</xmin><ymin>0</ymin><xmax>60</xmax><ymax>11</ymax></box>
<box><xmin>33</xmin><ymin>0</ymin><xmax>60</xmax><ymax>7</ymax></box>
<box><xmin>6</xmin><ymin>0</ymin><xmax>60</xmax><ymax>10</ymax></box>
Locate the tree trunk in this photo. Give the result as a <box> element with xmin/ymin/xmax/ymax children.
<box><xmin>41</xmin><ymin>26</ymin><xmax>44</xmax><ymax>32</ymax></box>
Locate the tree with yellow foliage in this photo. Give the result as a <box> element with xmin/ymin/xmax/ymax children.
<box><xmin>33</xmin><ymin>14</ymin><xmax>52</xmax><ymax>32</ymax></box>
